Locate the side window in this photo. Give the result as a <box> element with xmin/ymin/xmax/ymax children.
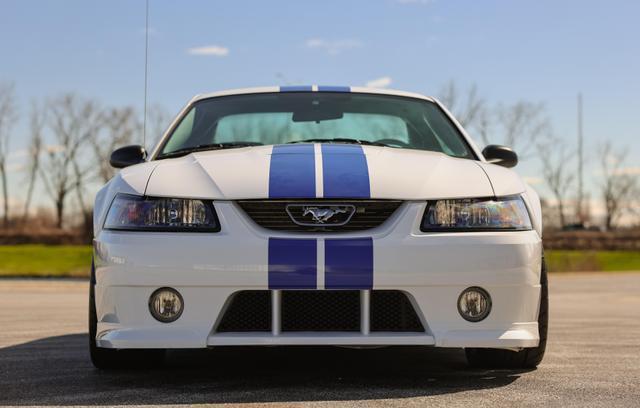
<box><xmin>422</xmin><ymin>107</ymin><xmax>470</xmax><ymax>158</ymax></box>
<box><xmin>162</xmin><ymin>109</ymin><xmax>195</xmax><ymax>153</ymax></box>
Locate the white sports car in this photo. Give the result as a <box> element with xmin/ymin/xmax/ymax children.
<box><xmin>90</xmin><ymin>86</ymin><xmax>547</xmax><ymax>369</ymax></box>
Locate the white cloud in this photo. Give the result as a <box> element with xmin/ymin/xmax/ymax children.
<box><xmin>187</xmin><ymin>45</ymin><xmax>229</xmax><ymax>57</ymax></box>
<box><xmin>305</xmin><ymin>38</ymin><xmax>362</xmax><ymax>55</ymax></box>
<box><xmin>365</xmin><ymin>76</ymin><xmax>393</xmax><ymax>88</ymax></box>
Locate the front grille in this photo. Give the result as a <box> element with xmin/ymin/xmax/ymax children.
<box><xmin>214</xmin><ymin>290</ymin><xmax>424</xmax><ymax>333</ymax></box>
<box><xmin>282</xmin><ymin>291</ymin><xmax>360</xmax><ymax>331</ymax></box>
<box><xmin>371</xmin><ymin>291</ymin><xmax>424</xmax><ymax>332</ymax></box>
<box><xmin>236</xmin><ymin>200</ymin><xmax>403</xmax><ymax>232</ymax></box>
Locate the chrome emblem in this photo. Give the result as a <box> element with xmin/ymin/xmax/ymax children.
<box><xmin>304</xmin><ymin>206</ymin><xmax>347</xmax><ymax>223</ymax></box>
<box><xmin>286</xmin><ymin>204</ymin><xmax>356</xmax><ymax>227</ymax></box>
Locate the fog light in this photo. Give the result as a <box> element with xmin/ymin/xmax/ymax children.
<box><xmin>149</xmin><ymin>287</ymin><xmax>184</xmax><ymax>323</ymax></box>
<box><xmin>458</xmin><ymin>287</ymin><xmax>491</xmax><ymax>322</ymax></box>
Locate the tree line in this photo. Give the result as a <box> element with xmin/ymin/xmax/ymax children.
<box><xmin>0</xmin><ymin>82</ymin><xmax>170</xmax><ymax>231</ymax></box>
<box><xmin>437</xmin><ymin>81</ymin><xmax>638</xmax><ymax>230</ymax></box>
<box><xmin>0</xmin><ymin>80</ymin><xmax>638</xmax><ymax>232</ymax></box>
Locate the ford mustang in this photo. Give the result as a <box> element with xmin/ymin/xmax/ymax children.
<box><xmin>90</xmin><ymin>85</ymin><xmax>547</xmax><ymax>369</ymax></box>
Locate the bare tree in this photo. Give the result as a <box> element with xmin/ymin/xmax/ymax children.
<box><xmin>146</xmin><ymin>104</ymin><xmax>171</xmax><ymax>147</ymax></box>
<box><xmin>493</xmin><ymin>101</ymin><xmax>549</xmax><ymax>158</ymax></box>
<box><xmin>39</xmin><ymin>94</ymin><xmax>101</xmax><ymax>228</ymax></box>
<box><xmin>92</xmin><ymin>107</ymin><xmax>139</xmax><ymax>182</ymax></box>
<box><xmin>0</xmin><ymin>83</ymin><xmax>17</xmax><ymax>228</ymax></box>
<box><xmin>22</xmin><ymin>101</ymin><xmax>45</xmax><ymax>222</ymax></box>
<box><xmin>537</xmin><ymin>138</ymin><xmax>575</xmax><ymax>227</ymax></box>
<box><xmin>598</xmin><ymin>141</ymin><xmax>638</xmax><ymax>230</ymax></box>
<box><xmin>437</xmin><ymin>81</ymin><xmax>550</xmax><ymax>158</ymax></box>
<box><xmin>438</xmin><ymin>81</ymin><xmax>485</xmax><ymax>127</ymax></box>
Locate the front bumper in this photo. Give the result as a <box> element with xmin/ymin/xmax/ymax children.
<box><xmin>93</xmin><ymin>201</ymin><xmax>542</xmax><ymax>349</ymax></box>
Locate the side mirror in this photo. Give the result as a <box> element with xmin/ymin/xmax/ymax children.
<box><xmin>110</xmin><ymin>145</ymin><xmax>147</xmax><ymax>169</ymax></box>
<box><xmin>482</xmin><ymin>144</ymin><xmax>518</xmax><ymax>168</ymax></box>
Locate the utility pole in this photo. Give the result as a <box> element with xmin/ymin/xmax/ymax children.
<box><xmin>577</xmin><ymin>93</ymin><xmax>584</xmax><ymax>224</ymax></box>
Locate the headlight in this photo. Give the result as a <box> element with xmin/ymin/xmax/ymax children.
<box><xmin>104</xmin><ymin>194</ymin><xmax>220</xmax><ymax>232</ymax></box>
<box><xmin>421</xmin><ymin>196</ymin><xmax>532</xmax><ymax>231</ymax></box>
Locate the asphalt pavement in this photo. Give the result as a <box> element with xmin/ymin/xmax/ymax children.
<box><xmin>0</xmin><ymin>273</ymin><xmax>639</xmax><ymax>407</ymax></box>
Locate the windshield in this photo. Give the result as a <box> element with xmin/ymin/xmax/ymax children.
<box><xmin>157</xmin><ymin>92</ymin><xmax>475</xmax><ymax>159</ymax></box>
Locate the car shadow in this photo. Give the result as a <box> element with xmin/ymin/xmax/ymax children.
<box><xmin>0</xmin><ymin>333</ymin><xmax>532</xmax><ymax>405</ymax></box>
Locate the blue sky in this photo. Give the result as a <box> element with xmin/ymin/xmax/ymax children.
<box><xmin>1</xmin><ymin>0</ymin><xmax>639</xmax><ymax>212</ymax></box>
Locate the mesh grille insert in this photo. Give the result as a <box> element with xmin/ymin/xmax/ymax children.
<box><xmin>282</xmin><ymin>290</ymin><xmax>360</xmax><ymax>332</ymax></box>
<box><xmin>214</xmin><ymin>290</ymin><xmax>425</xmax><ymax>333</ymax></box>
<box><xmin>216</xmin><ymin>291</ymin><xmax>271</xmax><ymax>332</ymax></box>
<box><xmin>371</xmin><ymin>290</ymin><xmax>424</xmax><ymax>332</ymax></box>
<box><xmin>237</xmin><ymin>200</ymin><xmax>402</xmax><ymax>232</ymax></box>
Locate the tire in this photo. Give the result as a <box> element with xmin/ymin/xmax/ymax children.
<box><xmin>89</xmin><ymin>260</ymin><xmax>165</xmax><ymax>369</ymax></box>
<box><xmin>465</xmin><ymin>256</ymin><xmax>548</xmax><ymax>369</ymax></box>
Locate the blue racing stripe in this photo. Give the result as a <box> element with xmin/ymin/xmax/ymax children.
<box><xmin>280</xmin><ymin>85</ymin><xmax>313</xmax><ymax>92</ymax></box>
<box><xmin>325</xmin><ymin>238</ymin><xmax>374</xmax><ymax>289</ymax></box>
<box><xmin>317</xmin><ymin>86</ymin><xmax>350</xmax><ymax>92</ymax></box>
<box><xmin>269</xmin><ymin>144</ymin><xmax>316</xmax><ymax>198</ymax></box>
<box><xmin>269</xmin><ymin>238</ymin><xmax>317</xmax><ymax>289</ymax></box>
<box><xmin>321</xmin><ymin>144</ymin><xmax>371</xmax><ymax>198</ymax></box>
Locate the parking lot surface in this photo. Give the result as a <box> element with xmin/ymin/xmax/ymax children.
<box><xmin>0</xmin><ymin>273</ymin><xmax>639</xmax><ymax>407</ymax></box>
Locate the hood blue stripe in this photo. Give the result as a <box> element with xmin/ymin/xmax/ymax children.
<box><xmin>317</xmin><ymin>86</ymin><xmax>350</xmax><ymax>92</ymax></box>
<box><xmin>269</xmin><ymin>144</ymin><xmax>316</xmax><ymax>198</ymax></box>
<box><xmin>280</xmin><ymin>85</ymin><xmax>313</xmax><ymax>92</ymax></box>
<box><xmin>325</xmin><ymin>238</ymin><xmax>373</xmax><ymax>289</ymax></box>
<box><xmin>279</xmin><ymin>85</ymin><xmax>350</xmax><ymax>93</ymax></box>
<box><xmin>268</xmin><ymin>238</ymin><xmax>317</xmax><ymax>289</ymax></box>
<box><xmin>321</xmin><ymin>144</ymin><xmax>371</xmax><ymax>198</ymax></box>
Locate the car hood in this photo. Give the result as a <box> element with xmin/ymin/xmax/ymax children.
<box><xmin>139</xmin><ymin>144</ymin><xmax>524</xmax><ymax>200</ymax></box>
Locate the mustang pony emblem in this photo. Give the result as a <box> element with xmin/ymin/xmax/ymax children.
<box><xmin>285</xmin><ymin>203</ymin><xmax>356</xmax><ymax>227</ymax></box>
<box><xmin>302</xmin><ymin>206</ymin><xmax>348</xmax><ymax>223</ymax></box>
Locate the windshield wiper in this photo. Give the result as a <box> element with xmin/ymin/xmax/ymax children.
<box><xmin>288</xmin><ymin>138</ymin><xmax>389</xmax><ymax>147</ymax></box>
<box><xmin>157</xmin><ymin>142</ymin><xmax>263</xmax><ymax>159</ymax></box>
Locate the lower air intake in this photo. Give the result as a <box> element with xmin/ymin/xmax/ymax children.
<box><xmin>282</xmin><ymin>290</ymin><xmax>361</xmax><ymax>332</ymax></box>
<box><xmin>216</xmin><ymin>291</ymin><xmax>271</xmax><ymax>332</ymax></box>
<box><xmin>371</xmin><ymin>290</ymin><xmax>424</xmax><ymax>332</ymax></box>
<box><xmin>214</xmin><ymin>290</ymin><xmax>424</xmax><ymax>333</ymax></box>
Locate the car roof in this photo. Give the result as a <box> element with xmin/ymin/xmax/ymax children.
<box><xmin>190</xmin><ymin>86</ymin><xmax>436</xmax><ymax>103</ymax></box>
